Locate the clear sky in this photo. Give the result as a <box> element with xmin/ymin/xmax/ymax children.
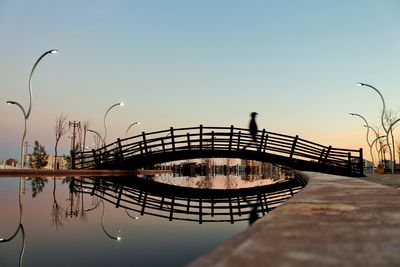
<box><xmin>1</xmin><ymin>1</ymin><xmax>400</xmax><ymax>161</ymax></box>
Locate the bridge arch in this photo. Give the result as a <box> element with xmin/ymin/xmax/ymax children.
<box><xmin>72</xmin><ymin>125</ymin><xmax>363</xmax><ymax>177</ymax></box>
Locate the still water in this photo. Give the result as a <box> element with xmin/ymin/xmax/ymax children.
<box><xmin>0</xmin><ymin>173</ymin><xmax>288</xmax><ymax>267</ymax></box>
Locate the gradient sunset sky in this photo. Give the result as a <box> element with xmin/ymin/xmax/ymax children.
<box><xmin>1</xmin><ymin>1</ymin><xmax>400</xmax><ymax>160</ymax></box>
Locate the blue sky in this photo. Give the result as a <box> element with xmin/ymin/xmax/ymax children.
<box><xmin>1</xmin><ymin>1</ymin><xmax>400</xmax><ymax>160</ymax></box>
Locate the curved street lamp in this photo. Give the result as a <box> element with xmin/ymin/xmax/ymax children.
<box><xmin>6</xmin><ymin>49</ymin><xmax>58</xmax><ymax>168</ymax></box>
<box><xmin>27</xmin><ymin>49</ymin><xmax>58</xmax><ymax>119</ymax></box>
<box><xmin>349</xmin><ymin>113</ymin><xmax>374</xmax><ymax>168</ymax></box>
<box><xmin>357</xmin><ymin>82</ymin><xmax>393</xmax><ymax>172</ymax></box>
<box><xmin>87</xmin><ymin>129</ymin><xmax>103</xmax><ymax>149</ymax></box>
<box><xmin>6</xmin><ymin>101</ymin><xmax>27</xmax><ymax>168</ymax></box>
<box><xmin>125</xmin><ymin>122</ymin><xmax>141</xmax><ymax>137</ymax></box>
<box><xmin>363</xmin><ymin>125</ymin><xmax>382</xmax><ymax>164</ymax></box>
<box><xmin>103</xmin><ymin>102</ymin><xmax>124</xmax><ymax>145</ymax></box>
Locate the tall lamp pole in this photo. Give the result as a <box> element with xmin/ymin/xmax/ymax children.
<box><xmin>6</xmin><ymin>49</ymin><xmax>58</xmax><ymax>168</ymax></box>
<box><xmin>27</xmin><ymin>49</ymin><xmax>59</xmax><ymax>119</ymax></box>
<box><xmin>387</xmin><ymin>118</ymin><xmax>400</xmax><ymax>173</ymax></box>
<box><xmin>349</xmin><ymin>113</ymin><xmax>374</xmax><ymax>170</ymax></box>
<box><xmin>125</xmin><ymin>122</ymin><xmax>141</xmax><ymax>137</ymax></box>
<box><xmin>363</xmin><ymin>125</ymin><xmax>382</xmax><ymax>164</ymax></box>
<box><xmin>357</xmin><ymin>82</ymin><xmax>393</xmax><ymax>173</ymax></box>
<box><xmin>103</xmin><ymin>102</ymin><xmax>124</xmax><ymax>145</ymax></box>
<box><xmin>6</xmin><ymin>101</ymin><xmax>27</xmax><ymax>168</ymax></box>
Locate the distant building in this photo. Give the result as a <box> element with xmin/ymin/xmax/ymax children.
<box><xmin>24</xmin><ymin>154</ymin><xmax>70</xmax><ymax>169</ymax></box>
<box><xmin>6</xmin><ymin>158</ymin><xmax>18</xmax><ymax>167</ymax></box>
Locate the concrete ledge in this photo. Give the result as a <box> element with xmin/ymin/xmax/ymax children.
<box><xmin>189</xmin><ymin>172</ymin><xmax>400</xmax><ymax>267</ymax></box>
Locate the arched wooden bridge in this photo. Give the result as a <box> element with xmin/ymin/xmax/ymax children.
<box><xmin>72</xmin><ymin>125</ymin><xmax>364</xmax><ymax>177</ymax></box>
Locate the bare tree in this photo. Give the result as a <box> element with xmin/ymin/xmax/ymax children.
<box><xmin>54</xmin><ymin>113</ymin><xmax>68</xmax><ymax>169</ymax></box>
<box><xmin>385</xmin><ymin>109</ymin><xmax>399</xmax><ymax>170</ymax></box>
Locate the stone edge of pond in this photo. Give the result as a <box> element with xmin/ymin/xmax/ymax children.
<box><xmin>188</xmin><ymin>171</ymin><xmax>400</xmax><ymax>267</ymax></box>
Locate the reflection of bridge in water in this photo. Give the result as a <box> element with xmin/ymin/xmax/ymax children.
<box><xmin>71</xmin><ymin>174</ymin><xmax>306</xmax><ymax>224</ymax></box>
<box><xmin>72</xmin><ymin>125</ymin><xmax>364</xmax><ymax>177</ymax></box>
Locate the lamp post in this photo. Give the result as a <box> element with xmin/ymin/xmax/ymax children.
<box><xmin>27</xmin><ymin>49</ymin><xmax>58</xmax><ymax>119</ymax></box>
<box><xmin>6</xmin><ymin>49</ymin><xmax>58</xmax><ymax>168</ymax></box>
<box><xmin>6</xmin><ymin>101</ymin><xmax>27</xmax><ymax>169</ymax></box>
<box><xmin>363</xmin><ymin>125</ymin><xmax>382</xmax><ymax>164</ymax></box>
<box><xmin>87</xmin><ymin>129</ymin><xmax>103</xmax><ymax>149</ymax></box>
<box><xmin>349</xmin><ymin>113</ymin><xmax>374</xmax><ymax>169</ymax></box>
<box><xmin>103</xmin><ymin>102</ymin><xmax>124</xmax><ymax>145</ymax></box>
<box><xmin>357</xmin><ymin>82</ymin><xmax>393</xmax><ymax>173</ymax></box>
<box><xmin>125</xmin><ymin>122</ymin><xmax>141</xmax><ymax>137</ymax></box>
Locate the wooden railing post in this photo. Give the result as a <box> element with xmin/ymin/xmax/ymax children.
<box><xmin>229</xmin><ymin>125</ymin><xmax>234</xmax><ymax>151</ymax></box>
<box><xmin>289</xmin><ymin>135</ymin><xmax>299</xmax><ymax>159</ymax></box>
<box><xmin>161</xmin><ymin>138</ymin><xmax>166</xmax><ymax>152</ymax></box>
<box><xmin>359</xmin><ymin>148</ymin><xmax>364</xmax><ymax>176</ymax></box>
<box><xmin>169</xmin><ymin>127</ymin><xmax>175</xmax><ymax>152</ymax></box>
<box><xmin>263</xmin><ymin>134</ymin><xmax>268</xmax><ymax>152</ymax></box>
<box><xmin>324</xmin><ymin>145</ymin><xmax>332</xmax><ymax>162</ymax></box>
<box><xmin>211</xmin><ymin>131</ymin><xmax>215</xmax><ymax>150</ymax></box>
<box><xmin>92</xmin><ymin>149</ymin><xmax>99</xmax><ymax>167</ymax></box>
<box><xmin>142</xmin><ymin>132</ymin><xmax>148</xmax><ymax>154</ymax></box>
<box><xmin>139</xmin><ymin>142</ymin><xmax>143</xmax><ymax>154</ymax></box>
<box><xmin>318</xmin><ymin>148</ymin><xmax>326</xmax><ymax>163</ymax></box>
<box><xmin>117</xmin><ymin>138</ymin><xmax>124</xmax><ymax>160</ymax></box>
<box><xmin>259</xmin><ymin>129</ymin><xmax>266</xmax><ymax>152</ymax></box>
<box><xmin>348</xmin><ymin>152</ymin><xmax>352</xmax><ymax>173</ymax></box>
<box><xmin>237</xmin><ymin>131</ymin><xmax>241</xmax><ymax>151</ymax></box>
<box><xmin>187</xmin><ymin>133</ymin><xmax>191</xmax><ymax>150</ymax></box>
<box><xmin>71</xmin><ymin>150</ymin><xmax>76</xmax><ymax>169</ymax></box>
<box><xmin>199</xmin><ymin>125</ymin><xmax>203</xmax><ymax>150</ymax></box>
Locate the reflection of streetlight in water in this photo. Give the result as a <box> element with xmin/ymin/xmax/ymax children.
<box><xmin>85</xmin><ymin>199</ymin><xmax>122</xmax><ymax>241</ymax></box>
<box><xmin>0</xmin><ymin>178</ymin><xmax>26</xmax><ymax>266</ymax></box>
<box><xmin>124</xmin><ymin>209</ymin><xmax>139</xmax><ymax>220</ymax></box>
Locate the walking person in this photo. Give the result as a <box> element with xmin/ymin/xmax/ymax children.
<box><xmin>243</xmin><ymin>112</ymin><xmax>259</xmax><ymax>150</ymax></box>
<box><xmin>249</xmin><ymin>112</ymin><xmax>258</xmax><ymax>142</ymax></box>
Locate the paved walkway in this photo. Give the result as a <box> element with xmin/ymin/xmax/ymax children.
<box><xmin>189</xmin><ymin>172</ymin><xmax>400</xmax><ymax>267</ymax></box>
<box><xmin>359</xmin><ymin>173</ymin><xmax>400</xmax><ymax>189</ymax></box>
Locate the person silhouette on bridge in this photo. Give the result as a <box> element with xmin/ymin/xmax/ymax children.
<box><xmin>249</xmin><ymin>112</ymin><xmax>258</xmax><ymax>142</ymax></box>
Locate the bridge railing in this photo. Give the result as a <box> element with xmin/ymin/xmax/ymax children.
<box><xmin>72</xmin><ymin>125</ymin><xmax>363</xmax><ymax>175</ymax></box>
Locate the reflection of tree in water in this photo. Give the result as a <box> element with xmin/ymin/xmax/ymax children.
<box><xmin>51</xmin><ymin>178</ymin><xmax>65</xmax><ymax>229</ymax></box>
<box><xmin>184</xmin><ymin>176</ymin><xmax>196</xmax><ymax>188</ymax></box>
<box><xmin>196</xmin><ymin>174</ymin><xmax>213</xmax><ymax>189</ymax></box>
<box><xmin>28</xmin><ymin>177</ymin><xmax>48</xmax><ymax>198</ymax></box>
<box><xmin>224</xmin><ymin>173</ymin><xmax>238</xmax><ymax>189</ymax></box>
<box><xmin>77</xmin><ymin>189</ymin><xmax>88</xmax><ymax>222</ymax></box>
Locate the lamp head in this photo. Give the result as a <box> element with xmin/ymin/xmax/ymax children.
<box><xmin>356</xmin><ymin>82</ymin><xmax>365</xmax><ymax>87</ymax></box>
<box><xmin>119</xmin><ymin>102</ymin><xmax>124</xmax><ymax>106</ymax></box>
<box><xmin>49</xmin><ymin>49</ymin><xmax>59</xmax><ymax>54</ymax></box>
<box><xmin>6</xmin><ymin>101</ymin><xmax>16</xmax><ymax>105</ymax></box>
<box><xmin>349</xmin><ymin>113</ymin><xmax>355</xmax><ymax>116</ymax></box>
